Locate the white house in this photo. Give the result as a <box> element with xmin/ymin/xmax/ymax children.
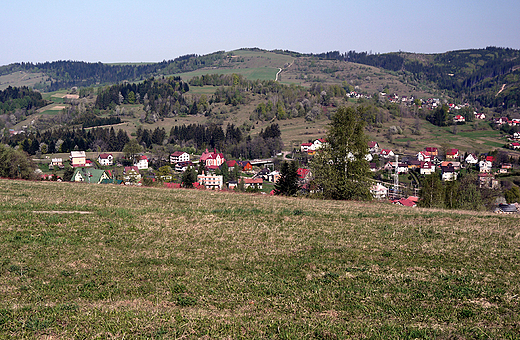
<box><xmin>371</xmin><ymin>183</ymin><xmax>388</xmax><ymax>199</ymax></box>
<box><xmin>170</xmin><ymin>151</ymin><xmax>190</xmax><ymax>164</ymax></box>
<box><xmin>380</xmin><ymin>149</ymin><xmax>395</xmax><ymax>159</ymax></box>
<box><xmin>479</xmin><ymin>160</ymin><xmax>493</xmax><ymax>173</ymax></box>
<box><xmin>420</xmin><ymin>161</ymin><xmax>435</xmax><ymax>175</ymax></box>
<box><xmin>134</xmin><ymin>155</ymin><xmax>149</xmax><ymax>170</ymax></box>
<box><xmin>416</xmin><ymin>151</ymin><xmax>431</xmax><ymax>162</ymax></box>
<box><xmin>465</xmin><ymin>153</ymin><xmax>478</xmax><ymax>164</ymax></box>
<box><xmin>97</xmin><ymin>153</ymin><xmax>114</xmax><ymax>166</ymax></box>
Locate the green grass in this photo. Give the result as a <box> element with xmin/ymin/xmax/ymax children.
<box><xmin>0</xmin><ymin>179</ymin><xmax>519</xmax><ymax>338</ymax></box>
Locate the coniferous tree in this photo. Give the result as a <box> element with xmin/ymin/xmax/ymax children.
<box><xmin>274</xmin><ymin>161</ymin><xmax>300</xmax><ymax>196</ymax></box>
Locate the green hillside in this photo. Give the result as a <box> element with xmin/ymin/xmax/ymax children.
<box><xmin>1</xmin><ymin>179</ymin><xmax>519</xmax><ymax>338</ymax></box>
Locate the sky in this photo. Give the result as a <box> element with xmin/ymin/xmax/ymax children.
<box><xmin>1</xmin><ymin>0</ymin><xmax>519</xmax><ymax>66</ymax></box>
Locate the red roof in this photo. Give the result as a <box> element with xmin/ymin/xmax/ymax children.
<box><xmin>171</xmin><ymin>151</ymin><xmax>185</xmax><ymax>157</ymax></box>
<box><xmin>244</xmin><ymin>178</ymin><xmax>263</xmax><ymax>184</ymax></box>
<box><xmin>368</xmin><ymin>141</ymin><xmax>378</xmax><ymax>148</ymax></box>
<box><xmin>297</xmin><ymin>168</ymin><xmax>311</xmax><ymax>179</ymax></box>
<box><xmin>486</xmin><ymin>156</ymin><xmax>495</xmax><ymax>162</ymax></box>
<box><xmin>425</xmin><ymin>147</ymin><xmax>438</xmax><ymax>153</ymax></box>
<box><xmin>446</xmin><ymin>149</ymin><xmax>459</xmax><ymax>155</ymax></box>
<box><xmin>124</xmin><ymin>166</ymin><xmax>139</xmax><ymax>173</ymax></box>
<box><xmin>99</xmin><ymin>153</ymin><xmax>112</xmax><ymax>159</ymax></box>
<box><xmin>301</xmin><ymin>142</ymin><xmax>312</xmax><ymax>147</ymax></box>
<box><xmin>392</xmin><ymin>198</ymin><xmax>417</xmax><ymax>207</ymax></box>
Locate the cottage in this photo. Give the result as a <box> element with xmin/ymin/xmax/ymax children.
<box><xmin>465</xmin><ymin>153</ymin><xmax>478</xmax><ymax>164</ymax></box>
<box><xmin>170</xmin><ymin>151</ymin><xmax>190</xmax><ymax>164</ymax></box>
<box><xmin>49</xmin><ymin>158</ymin><xmax>64</xmax><ymax>170</ymax></box>
<box><xmin>313</xmin><ymin>138</ymin><xmax>327</xmax><ymax>150</ymax></box>
<box><xmin>453</xmin><ymin>115</ymin><xmax>465</xmax><ymax>123</ymax></box>
<box><xmin>478</xmin><ymin>173</ymin><xmax>499</xmax><ymax>189</ymax></box>
<box><xmin>72</xmin><ymin>168</ymin><xmax>110</xmax><ymax>184</ymax></box>
<box><xmin>200</xmin><ymin>149</ymin><xmax>225</xmax><ymax>168</ymax></box>
<box><xmin>511</xmin><ymin>142</ymin><xmax>520</xmax><ymax>150</ymax></box>
<box><xmin>97</xmin><ymin>153</ymin><xmax>114</xmax><ymax>166</ymax></box>
<box><xmin>441</xmin><ymin>166</ymin><xmax>458</xmax><ymax>181</ymax></box>
<box><xmin>425</xmin><ymin>147</ymin><xmax>438</xmax><ymax>156</ymax></box>
<box><xmin>479</xmin><ymin>160</ymin><xmax>493</xmax><ymax>173</ymax></box>
<box><xmin>300</xmin><ymin>142</ymin><xmax>313</xmax><ymax>153</ymax></box>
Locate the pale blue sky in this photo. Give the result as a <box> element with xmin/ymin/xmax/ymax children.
<box><xmin>1</xmin><ymin>0</ymin><xmax>519</xmax><ymax>65</ymax></box>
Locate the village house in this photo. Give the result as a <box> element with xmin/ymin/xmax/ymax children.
<box><xmin>368</xmin><ymin>141</ymin><xmax>380</xmax><ymax>154</ymax></box>
<box><xmin>416</xmin><ymin>151</ymin><xmax>431</xmax><ymax>162</ymax></box>
<box><xmin>313</xmin><ymin>138</ymin><xmax>327</xmax><ymax>150</ymax></box>
<box><xmin>420</xmin><ymin>161</ymin><xmax>435</xmax><ymax>175</ymax></box>
<box><xmin>371</xmin><ymin>183</ymin><xmax>388</xmax><ymax>199</ymax></box>
<box><xmin>70</xmin><ymin>151</ymin><xmax>87</xmax><ymax>167</ymax></box>
<box><xmin>97</xmin><ymin>153</ymin><xmax>114</xmax><ymax>166</ymax></box>
<box><xmin>197</xmin><ymin>172</ymin><xmax>223</xmax><ymax>190</ymax></box>
<box><xmin>72</xmin><ymin>168</ymin><xmax>110</xmax><ymax>184</ymax></box>
<box><xmin>49</xmin><ymin>158</ymin><xmax>64</xmax><ymax>170</ymax></box>
<box><xmin>479</xmin><ymin>159</ymin><xmax>493</xmax><ymax>173</ymax></box>
<box><xmin>441</xmin><ymin>166</ymin><xmax>458</xmax><ymax>181</ymax></box>
<box><xmin>300</xmin><ymin>142</ymin><xmax>313</xmax><ymax>153</ymax></box>
<box><xmin>123</xmin><ymin>166</ymin><xmax>142</xmax><ymax>184</ymax></box>
<box><xmin>441</xmin><ymin>161</ymin><xmax>461</xmax><ymax>170</ymax></box>
<box><xmin>510</xmin><ymin>142</ymin><xmax>520</xmax><ymax>150</ymax></box>
<box><xmin>425</xmin><ymin>147</ymin><xmax>438</xmax><ymax>156</ymax></box>
<box><xmin>453</xmin><ymin>115</ymin><xmax>465</xmax><ymax>123</ymax></box>
<box><xmin>175</xmin><ymin>161</ymin><xmax>193</xmax><ymax>172</ymax></box>
<box><xmin>445</xmin><ymin>149</ymin><xmax>459</xmax><ymax>160</ymax></box>
<box><xmin>200</xmin><ymin>149</ymin><xmax>225</xmax><ymax>170</ymax></box>
<box><xmin>243</xmin><ymin>177</ymin><xmax>263</xmax><ymax>190</ymax></box>
<box><xmin>465</xmin><ymin>153</ymin><xmax>478</xmax><ymax>164</ymax></box>
<box><xmin>170</xmin><ymin>151</ymin><xmax>190</xmax><ymax>164</ymax></box>
<box><xmin>266</xmin><ymin>170</ymin><xmax>281</xmax><ymax>183</ymax></box>
<box><xmin>380</xmin><ymin>149</ymin><xmax>395</xmax><ymax>159</ymax></box>
<box><xmin>134</xmin><ymin>155</ymin><xmax>148</xmax><ymax>170</ymax></box>
<box><xmin>297</xmin><ymin>168</ymin><xmax>312</xmax><ymax>182</ymax></box>
<box><xmin>478</xmin><ymin>173</ymin><xmax>499</xmax><ymax>189</ymax></box>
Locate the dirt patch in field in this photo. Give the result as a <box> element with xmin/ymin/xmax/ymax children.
<box><xmin>33</xmin><ymin>210</ymin><xmax>92</xmax><ymax>214</ymax></box>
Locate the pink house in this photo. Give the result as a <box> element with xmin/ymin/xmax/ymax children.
<box><xmin>200</xmin><ymin>149</ymin><xmax>225</xmax><ymax>167</ymax></box>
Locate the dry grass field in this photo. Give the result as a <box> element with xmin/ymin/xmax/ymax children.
<box><xmin>0</xmin><ymin>179</ymin><xmax>519</xmax><ymax>338</ymax></box>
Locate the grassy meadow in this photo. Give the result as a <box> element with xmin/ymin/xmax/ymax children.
<box><xmin>1</xmin><ymin>179</ymin><xmax>519</xmax><ymax>338</ymax></box>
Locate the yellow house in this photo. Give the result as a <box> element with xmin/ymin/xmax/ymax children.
<box><xmin>70</xmin><ymin>151</ymin><xmax>86</xmax><ymax>167</ymax></box>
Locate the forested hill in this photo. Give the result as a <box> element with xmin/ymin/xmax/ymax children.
<box><xmin>301</xmin><ymin>47</ymin><xmax>520</xmax><ymax>109</ymax></box>
<box><xmin>0</xmin><ymin>51</ymin><xmax>226</xmax><ymax>91</ymax></box>
<box><xmin>1</xmin><ymin>47</ymin><xmax>519</xmax><ymax>109</ymax></box>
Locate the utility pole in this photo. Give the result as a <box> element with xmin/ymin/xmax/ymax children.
<box><xmin>393</xmin><ymin>154</ymin><xmax>399</xmax><ymax>199</ymax></box>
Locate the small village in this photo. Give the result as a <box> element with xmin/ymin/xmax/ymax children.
<box><xmin>36</xmin><ymin>124</ymin><xmax>520</xmax><ymax>215</ymax></box>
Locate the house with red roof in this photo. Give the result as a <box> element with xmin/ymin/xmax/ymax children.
<box><xmin>416</xmin><ymin>151</ymin><xmax>431</xmax><ymax>162</ymax></box>
<box><xmin>170</xmin><ymin>151</ymin><xmax>190</xmax><ymax>164</ymax></box>
<box><xmin>368</xmin><ymin>141</ymin><xmax>380</xmax><ymax>154</ymax></box>
<box><xmin>380</xmin><ymin>149</ymin><xmax>395</xmax><ymax>159</ymax></box>
<box><xmin>244</xmin><ymin>177</ymin><xmax>263</xmax><ymax>190</ymax></box>
<box><xmin>134</xmin><ymin>155</ymin><xmax>148</xmax><ymax>170</ymax></box>
<box><xmin>510</xmin><ymin>142</ymin><xmax>520</xmax><ymax>150</ymax></box>
<box><xmin>97</xmin><ymin>153</ymin><xmax>114</xmax><ymax>166</ymax></box>
<box><xmin>300</xmin><ymin>142</ymin><xmax>313</xmax><ymax>152</ymax></box>
<box><xmin>445</xmin><ymin>149</ymin><xmax>459</xmax><ymax>160</ymax></box>
<box><xmin>200</xmin><ymin>149</ymin><xmax>225</xmax><ymax>168</ymax></box>
<box><xmin>425</xmin><ymin>147</ymin><xmax>438</xmax><ymax>156</ymax></box>
<box><xmin>297</xmin><ymin>168</ymin><xmax>312</xmax><ymax>181</ymax></box>
<box><xmin>420</xmin><ymin>161</ymin><xmax>435</xmax><ymax>175</ymax></box>
<box><xmin>392</xmin><ymin>198</ymin><xmax>417</xmax><ymax>207</ymax></box>
<box><xmin>453</xmin><ymin>115</ymin><xmax>465</xmax><ymax>123</ymax></box>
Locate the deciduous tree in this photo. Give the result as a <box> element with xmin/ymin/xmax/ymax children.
<box><xmin>310</xmin><ymin>106</ymin><xmax>372</xmax><ymax>200</ymax></box>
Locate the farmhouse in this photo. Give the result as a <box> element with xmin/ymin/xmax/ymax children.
<box><xmin>134</xmin><ymin>155</ymin><xmax>148</xmax><ymax>170</ymax></box>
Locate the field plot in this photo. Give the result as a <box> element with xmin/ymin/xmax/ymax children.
<box><xmin>0</xmin><ymin>71</ymin><xmax>49</xmax><ymax>91</ymax></box>
<box><xmin>0</xmin><ymin>180</ymin><xmax>519</xmax><ymax>338</ymax></box>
